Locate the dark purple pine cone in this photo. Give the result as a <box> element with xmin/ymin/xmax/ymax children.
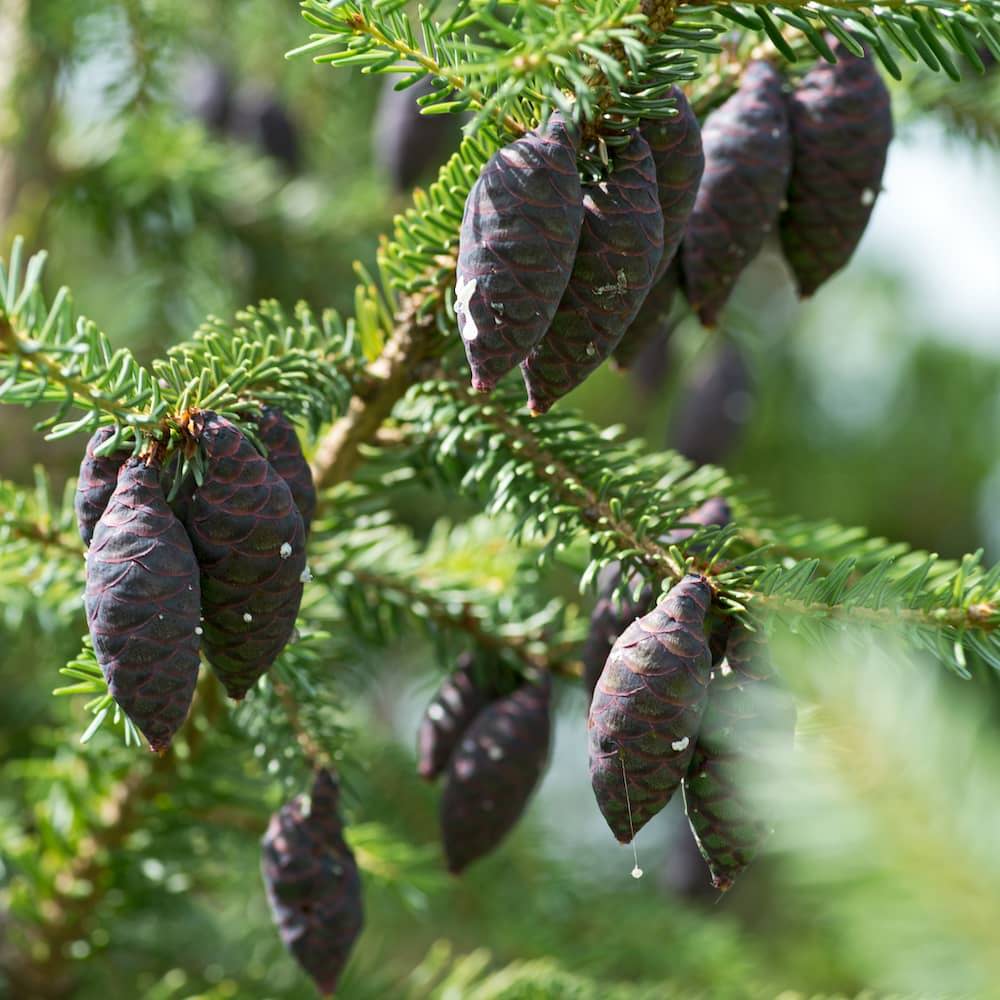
<box><xmin>257</xmin><ymin>407</ymin><xmax>317</xmax><ymax>535</ymax></box>
<box><xmin>521</xmin><ymin>131</ymin><xmax>664</xmax><ymax>414</ymax></box>
<box><xmin>183</xmin><ymin>412</ymin><xmax>306</xmax><ymax>700</ymax></box>
<box><xmin>75</xmin><ymin>426</ymin><xmax>130</xmax><ymax>547</ymax></box>
<box><xmin>261</xmin><ymin>769</ymin><xmax>363</xmax><ymax>996</ymax></box>
<box><xmin>84</xmin><ymin>457</ymin><xmax>201</xmax><ymax>752</ymax></box>
<box><xmin>611</xmin><ymin>259</ymin><xmax>679</xmax><ymax>373</ymax></box>
<box><xmin>669</xmin><ymin>342</ymin><xmax>752</xmax><ymax>466</ymax></box>
<box><xmin>589</xmin><ymin>575</ymin><xmax>713</xmax><ymax>841</ymax></box>
<box><xmin>683</xmin><ymin>624</ymin><xmax>796</xmax><ymax>890</ymax></box>
<box><xmin>680</xmin><ymin>61</ymin><xmax>792</xmax><ymax>327</ymax></box>
<box><xmin>582</xmin><ymin>499</ymin><xmax>731</xmax><ymax>701</ymax></box>
<box><xmin>373</xmin><ymin>76</ymin><xmax>460</xmax><ymax>193</ymax></box>
<box><xmin>780</xmin><ymin>43</ymin><xmax>893</xmax><ymax>297</ymax></box>
<box><xmin>642</xmin><ymin>86</ymin><xmax>705</xmax><ymax>283</ymax></box>
<box><xmin>456</xmin><ymin>114</ymin><xmax>584</xmax><ymax>392</ymax></box>
<box><xmin>440</xmin><ymin>674</ymin><xmax>551</xmax><ymax>873</ymax></box>
<box><xmin>417</xmin><ymin>652</ymin><xmax>497</xmax><ymax>781</ymax></box>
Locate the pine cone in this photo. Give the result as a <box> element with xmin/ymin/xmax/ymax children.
<box><xmin>75</xmin><ymin>426</ymin><xmax>129</xmax><ymax>547</ymax></box>
<box><xmin>261</xmin><ymin>769</ymin><xmax>363</xmax><ymax>996</ymax></box>
<box><xmin>683</xmin><ymin>624</ymin><xmax>796</xmax><ymax>890</ymax></box>
<box><xmin>589</xmin><ymin>575</ymin><xmax>713</xmax><ymax>841</ymax></box>
<box><xmin>456</xmin><ymin>114</ymin><xmax>584</xmax><ymax>392</ymax></box>
<box><xmin>680</xmin><ymin>61</ymin><xmax>792</xmax><ymax>327</ymax></box>
<box><xmin>417</xmin><ymin>652</ymin><xmax>498</xmax><ymax>781</ymax></box>
<box><xmin>258</xmin><ymin>406</ymin><xmax>317</xmax><ymax>535</ymax></box>
<box><xmin>521</xmin><ymin>131</ymin><xmax>664</xmax><ymax>414</ymax></box>
<box><xmin>780</xmin><ymin>43</ymin><xmax>893</xmax><ymax>297</ymax></box>
<box><xmin>582</xmin><ymin>500</ymin><xmax>731</xmax><ymax>700</ymax></box>
<box><xmin>642</xmin><ymin>86</ymin><xmax>705</xmax><ymax>283</ymax></box>
<box><xmin>183</xmin><ymin>412</ymin><xmax>306</xmax><ymax>700</ymax></box>
<box><xmin>669</xmin><ymin>342</ymin><xmax>752</xmax><ymax>466</ymax></box>
<box><xmin>440</xmin><ymin>675</ymin><xmax>551</xmax><ymax>873</ymax></box>
<box><xmin>84</xmin><ymin>457</ymin><xmax>201</xmax><ymax>752</ymax></box>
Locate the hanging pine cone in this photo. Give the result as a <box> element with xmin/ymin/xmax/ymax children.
<box><xmin>582</xmin><ymin>500</ymin><xmax>731</xmax><ymax>700</ymax></box>
<box><xmin>642</xmin><ymin>86</ymin><xmax>705</xmax><ymax>283</ymax></box>
<box><xmin>456</xmin><ymin>114</ymin><xmax>584</xmax><ymax>392</ymax></box>
<box><xmin>780</xmin><ymin>43</ymin><xmax>893</xmax><ymax>297</ymax></box>
<box><xmin>669</xmin><ymin>342</ymin><xmax>752</xmax><ymax>466</ymax></box>
<box><xmin>611</xmin><ymin>259</ymin><xmax>679</xmax><ymax>372</ymax></box>
<box><xmin>589</xmin><ymin>575</ymin><xmax>713</xmax><ymax>841</ymax></box>
<box><xmin>372</xmin><ymin>76</ymin><xmax>460</xmax><ymax>193</ymax></box>
<box><xmin>680</xmin><ymin>61</ymin><xmax>792</xmax><ymax>327</ymax></box>
<box><xmin>261</xmin><ymin>769</ymin><xmax>363</xmax><ymax>996</ymax></box>
<box><xmin>257</xmin><ymin>406</ymin><xmax>317</xmax><ymax>535</ymax></box>
<box><xmin>182</xmin><ymin>411</ymin><xmax>306</xmax><ymax>700</ymax></box>
<box><xmin>521</xmin><ymin>131</ymin><xmax>664</xmax><ymax>414</ymax></box>
<box><xmin>84</xmin><ymin>457</ymin><xmax>201</xmax><ymax>752</ymax></box>
<box><xmin>440</xmin><ymin>674</ymin><xmax>551</xmax><ymax>873</ymax></box>
<box><xmin>418</xmin><ymin>653</ymin><xmax>498</xmax><ymax>781</ymax></box>
<box><xmin>683</xmin><ymin>624</ymin><xmax>796</xmax><ymax>891</ymax></box>
<box><xmin>75</xmin><ymin>426</ymin><xmax>129</xmax><ymax>547</ymax></box>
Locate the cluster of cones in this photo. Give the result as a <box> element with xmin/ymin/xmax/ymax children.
<box><xmin>76</xmin><ymin>407</ymin><xmax>316</xmax><ymax>752</ymax></box>
<box><xmin>456</xmin><ymin>40</ymin><xmax>892</xmax><ymax>412</ymax></box>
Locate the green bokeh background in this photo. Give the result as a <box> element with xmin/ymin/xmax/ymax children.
<box><xmin>2</xmin><ymin>2</ymin><xmax>999</xmax><ymax>997</ymax></box>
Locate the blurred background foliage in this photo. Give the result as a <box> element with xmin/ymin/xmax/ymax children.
<box><xmin>0</xmin><ymin>1</ymin><xmax>999</xmax><ymax>997</ymax></box>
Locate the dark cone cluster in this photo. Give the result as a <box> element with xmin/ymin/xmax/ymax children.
<box><xmin>417</xmin><ymin>653</ymin><xmax>497</xmax><ymax>781</ymax></box>
<box><xmin>183</xmin><ymin>411</ymin><xmax>306</xmax><ymax>700</ymax></box>
<box><xmin>521</xmin><ymin>131</ymin><xmax>664</xmax><ymax>415</ymax></box>
<box><xmin>582</xmin><ymin>499</ymin><xmax>731</xmax><ymax>701</ymax></box>
<box><xmin>75</xmin><ymin>427</ymin><xmax>129</xmax><ymax>547</ymax></box>
<box><xmin>84</xmin><ymin>458</ymin><xmax>201</xmax><ymax>752</ymax></box>
<box><xmin>683</xmin><ymin>625</ymin><xmax>796</xmax><ymax>891</ymax></box>
<box><xmin>642</xmin><ymin>86</ymin><xmax>705</xmax><ymax>282</ymax></box>
<box><xmin>258</xmin><ymin>406</ymin><xmax>317</xmax><ymax>534</ymax></box>
<box><xmin>680</xmin><ymin>61</ymin><xmax>791</xmax><ymax>327</ymax></box>
<box><xmin>456</xmin><ymin>114</ymin><xmax>584</xmax><ymax>391</ymax></box>
<box><xmin>588</xmin><ymin>575</ymin><xmax>713</xmax><ymax>842</ymax></box>
<box><xmin>440</xmin><ymin>675</ymin><xmax>551</xmax><ymax>874</ymax></box>
<box><xmin>261</xmin><ymin>769</ymin><xmax>363</xmax><ymax>996</ymax></box>
<box><xmin>611</xmin><ymin>260</ymin><xmax>678</xmax><ymax>372</ymax></box>
<box><xmin>670</xmin><ymin>342</ymin><xmax>753</xmax><ymax>466</ymax></box>
<box><xmin>780</xmin><ymin>43</ymin><xmax>893</xmax><ymax>297</ymax></box>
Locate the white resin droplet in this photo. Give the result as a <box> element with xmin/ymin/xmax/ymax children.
<box><xmin>861</xmin><ymin>188</ymin><xmax>876</xmax><ymax>206</ymax></box>
<box><xmin>299</xmin><ymin>566</ymin><xmax>313</xmax><ymax>583</ymax></box>
<box><xmin>720</xmin><ymin>662</ymin><xmax>733</xmax><ymax>677</ymax></box>
<box><xmin>243</xmin><ymin>612</ymin><xmax>253</xmax><ymax>623</ymax></box>
<box><xmin>279</xmin><ymin>542</ymin><xmax>292</xmax><ymax>559</ymax></box>
<box><xmin>195</xmin><ymin>626</ymin><xmax>203</xmax><ymax>636</ymax></box>
<box><xmin>631</xmin><ymin>866</ymin><xmax>644</xmax><ymax>879</ymax></box>
<box><xmin>671</xmin><ymin>736</ymin><xmax>690</xmax><ymax>752</ymax></box>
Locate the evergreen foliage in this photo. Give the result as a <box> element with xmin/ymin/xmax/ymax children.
<box><xmin>1</xmin><ymin>0</ymin><xmax>999</xmax><ymax>996</ymax></box>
